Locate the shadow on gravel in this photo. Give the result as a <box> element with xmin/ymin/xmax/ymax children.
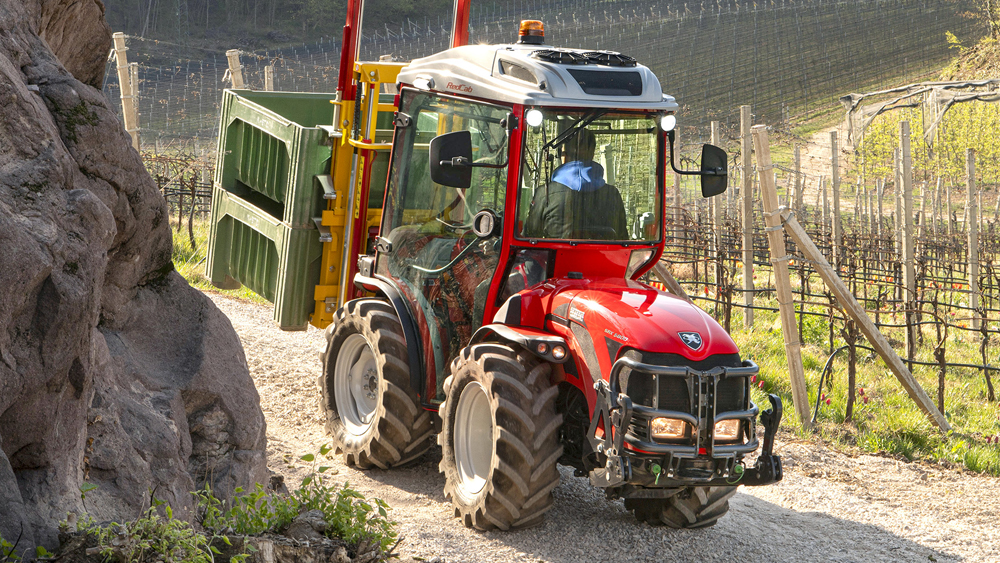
<box><xmin>360</xmin><ymin>462</ymin><xmax>956</xmax><ymax>563</ymax></box>
<box><xmin>358</xmin><ymin>446</ymin><xmax>449</xmax><ymax>501</ymax></box>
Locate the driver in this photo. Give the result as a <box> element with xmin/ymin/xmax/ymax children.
<box><xmin>523</xmin><ymin>128</ymin><xmax>627</xmax><ymax>240</ymax></box>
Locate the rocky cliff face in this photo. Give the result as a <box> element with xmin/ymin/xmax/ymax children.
<box><xmin>0</xmin><ymin>0</ymin><xmax>268</xmax><ymax>550</ymax></box>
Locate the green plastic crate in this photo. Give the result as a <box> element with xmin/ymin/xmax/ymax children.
<box><xmin>214</xmin><ymin>89</ymin><xmax>396</xmax><ymax>228</ymax></box>
<box><xmin>208</xmin><ymin>89</ymin><xmax>396</xmax><ymax>328</ymax></box>
<box><xmin>214</xmin><ymin>90</ymin><xmax>337</xmax><ymax>229</ymax></box>
<box><xmin>206</xmin><ymin>185</ymin><xmax>322</xmax><ymax>330</ymax></box>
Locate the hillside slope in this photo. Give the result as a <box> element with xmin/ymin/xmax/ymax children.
<box><xmin>941</xmin><ymin>37</ymin><xmax>1000</xmax><ymax>79</ymax></box>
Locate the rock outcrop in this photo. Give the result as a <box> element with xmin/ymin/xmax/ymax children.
<box><xmin>0</xmin><ymin>0</ymin><xmax>268</xmax><ymax>551</ymax></box>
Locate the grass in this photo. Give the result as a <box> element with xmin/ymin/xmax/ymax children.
<box><xmin>172</xmin><ymin>219</ymin><xmax>269</xmax><ymax>305</ymax></box>
<box><xmin>709</xmin><ymin>289</ymin><xmax>1000</xmax><ymax>476</ymax></box>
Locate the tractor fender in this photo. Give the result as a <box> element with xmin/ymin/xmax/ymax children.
<box><xmin>471</xmin><ymin>324</ymin><xmax>569</xmax><ymax>364</ymax></box>
<box><xmin>354</xmin><ymin>271</ymin><xmax>425</xmax><ymax>395</ymax></box>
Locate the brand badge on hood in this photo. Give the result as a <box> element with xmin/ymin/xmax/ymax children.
<box><xmin>678</xmin><ymin>332</ymin><xmax>703</xmax><ymax>351</ymax></box>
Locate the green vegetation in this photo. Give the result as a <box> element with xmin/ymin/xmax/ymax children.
<box><xmin>0</xmin><ymin>536</ymin><xmax>18</xmax><ymax>562</ymax></box>
<box><xmin>86</xmin><ymin>498</ymin><xmax>244</xmax><ymax>563</ymax></box>
<box><xmin>711</xmin><ymin>292</ymin><xmax>1000</xmax><ymax>476</ymax></box>
<box><xmin>198</xmin><ymin>446</ymin><xmax>398</xmax><ymax>553</ymax></box>
<box><xmin>56</xmin><ymin>448</ymin><xmax>397</xmax><ymax>562</ymax></box>
<box><xmin>857</xmin><ymin>103</ymin><xmax>1000</xmax><ymax>188</ymax></box>
<box><xmin>172</xmin><ymin>220</ymin><xmax>268</xmax><ymax>305</ymax></box>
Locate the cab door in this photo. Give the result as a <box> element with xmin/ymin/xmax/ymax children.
<box><xmin>375</xmin><ymin>89</ymin><xmax>511</xmax><ymax>402</ymax></box>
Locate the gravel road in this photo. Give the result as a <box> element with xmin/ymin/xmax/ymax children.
<box><xmin>207</xmin><ymin>292</ymin><xmax>1000</xmax><ymax>563</ymax></box>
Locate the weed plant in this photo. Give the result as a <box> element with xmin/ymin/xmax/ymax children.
<box><xmin>48</xmin><ymin>447</ymin><xmax>397</xmax><ymax>562</ymax></box>
<box><xmin>197</xmin><ymin>445</ymin><xmax>398</xmax><ymax>554</ymax></box>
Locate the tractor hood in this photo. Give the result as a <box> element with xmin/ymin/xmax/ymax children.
<box><xmin>558</xmin><ymin>280</ymin><xmax>738</xmax><ymax>359</ymax></box>
<box><xmin>511</xmin><ymin>277</ymin><xmax>738</xmax><ymax>383</ymax></box>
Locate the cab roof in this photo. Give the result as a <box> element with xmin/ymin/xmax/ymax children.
<box><xmin>396</xmin><ymin>43</ymin><xmax>678</xmax><ymax>111</ymax></box>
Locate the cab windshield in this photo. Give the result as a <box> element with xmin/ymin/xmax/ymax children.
<box><xmin>516</xmin><ymin>109</ymin><xmax>662</xmax><ymax>243</ymax></box>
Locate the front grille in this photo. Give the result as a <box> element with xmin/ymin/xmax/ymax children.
<box><xmin>717</xmin><ymin>377</ymin><xmax>745</xmax><ymax>412</ymax></box>
<box><xmin>620</xmin><ymin>350</ymin><xmax>743</xmax><ymax>413</ymax></box>
<box><xmin>657</xmin><ymin>376</ymin><xmax>689</xmax><ymax>412</ymax></box>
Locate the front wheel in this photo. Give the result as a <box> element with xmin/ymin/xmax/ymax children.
<box><xmin>625</xmin><ymin>486</ymin><xmax>737</xmax><ymax>528</ymax></box>
<box><xmin>320</xmin><ymin>299</ymin><xmax>434</xmax><ymax>468</ymax></box>
<box><xmin>438</xmin><ymin>344</ymin><xmax>563</xmax><ymax>530</ymax></box>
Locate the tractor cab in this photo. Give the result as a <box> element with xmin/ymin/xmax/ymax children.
<box><xmin>365</xmin><ymin>23</ymin><xmax>722</xmax><ymax>404</ymax></box>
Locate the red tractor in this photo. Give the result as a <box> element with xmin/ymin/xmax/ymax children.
<box><xmin>209</xmin><ymin>2</ymin><xmax>782</xmax><ymax>532</ymax></box>
<box><xmin>318</xmin><ymin>20</ymin><xmax>782</xmax><ymax>530</ymax></box>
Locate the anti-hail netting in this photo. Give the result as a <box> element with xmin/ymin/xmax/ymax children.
<box><xmin>102</xmin><ymin>0</ymin><xmax>982</xmax><ymax>149</ymax></box>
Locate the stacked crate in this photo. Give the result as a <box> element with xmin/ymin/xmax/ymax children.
<box><xmin>207</xmin><ymin>90</ymin><xmax>335</xmax><ymax>330</ymax></box>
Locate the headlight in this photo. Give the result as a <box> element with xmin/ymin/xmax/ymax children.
<box><xmin>651</xmin><ymin>417</ymin><xmax>688</xmax><ymax>440</ymax></box>
<box><xmin>714</xmin><ymin>419</ymin><xmax>741</xmax><ymax>441</ymax></box>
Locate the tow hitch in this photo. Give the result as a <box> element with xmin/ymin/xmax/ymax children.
<box><xmin>743</xmin><ymin>394</ymin><xmax>783</xmax><ymax>486</ymax></box>
<box><xmin>587</xmin><ymin>379</ymin><xmax>633</xmax><ymax>488</ymax></box>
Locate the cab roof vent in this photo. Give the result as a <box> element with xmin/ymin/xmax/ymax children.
<box><xmin>530</xmin><ymin>49</ymin><xmax>590</xmax><ymax>65</ymax></box>
<box><xmin>582</xmin><ymin>51</ymin><xmax>637</xmax><ymax>67</ymax></box>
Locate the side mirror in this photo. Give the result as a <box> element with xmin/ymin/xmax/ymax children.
<box><xmin>666</xmin><ymin>130</ymin><xmax>728</xmax><ymax>198</ymax></box>
<box><xmin>700</xmin><ymin>144</ymin><xmax>728</xmax><ymax>198</ymax></box>
<box><xmin>429</xmin><ymin>131</ymin><xmax>473</xmax><ymax>189</ymax></box>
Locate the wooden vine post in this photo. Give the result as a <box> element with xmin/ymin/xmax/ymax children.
<box><xmin>754</xmin><ymin>126</ymin><xmax>950</xmax><ymax>432</ymax></box>
<box><xmin>112</xmin><ymin>32</ymin><xmax>139</xmax><ymax>150</ymax></box>
<box><xmin>901</xmin><ymin>121</ymin><xmax>917</xmax><ymax>364</ymax></box>
<box><xmin>968</xmin><ymin>148</ymin><xmax>981</xmax><ymax>330</ymax></box>
<box><xmin>711</xmin><ymin>121</ymin><xmax>723</xmax><ymax>286</ymax></box>
<box><xmin>264</xmin><ymin>65</ymin><xmax>275</xmax><ymax>91</ymax></box>
<box><xmin>794</xmin><ymin>144</ymin><xmax>803</xmax><ymax>212</ymax></box>
<box><xmin>751</xmin><ymin>126</ymin><xmax>811</xmax><ymax>428</ymax></box>
<box><xmin>741</xmin><ymin>105</ymin><xmax>754</xmax><ymax>328</ymax></box>
<box><xmin>831</xmin><ymin>131</ymin><xmax>842</xmax><ymax>268</ymax></box>
<box><xmin>227</xmin><ymin>49</ymin><xmax>245</xmax><ymax>88</ymax></box>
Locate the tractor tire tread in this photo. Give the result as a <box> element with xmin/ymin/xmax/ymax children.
<box><xmin>440</xmin><ymin>343</ymin><xmax>563</xmax><ymax>531</ymax></box>
<box><xmin>320</xmin><ymin>299</ymin><xmax>434</xmax><ymax>470</ymax></box>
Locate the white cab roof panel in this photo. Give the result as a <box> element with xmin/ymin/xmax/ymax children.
<box><xmin>397</xmin><ymin>43</ymin><xmax>678</xmax><ymax>111</ymax></box>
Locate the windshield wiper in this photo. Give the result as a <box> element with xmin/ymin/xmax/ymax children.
<box><xmin>541</xmin><ymin>109</ymin><xmax>609</xmax><ymax>153</ymax></box>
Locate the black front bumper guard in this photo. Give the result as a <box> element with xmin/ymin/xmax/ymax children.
<box><xmin>586</xmin><ymin>356</ymin><xmax>782</xmax><ymax>491</ymax></box>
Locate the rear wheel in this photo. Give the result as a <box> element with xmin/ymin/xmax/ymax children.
<box><xmin>439</xmin><ymin>344</ymin><xmax>562</xmax><ymax>530</ymax></box>
<box><xmin>320</xmin><ymin>299</ymin><xmax>434</xmax><ymax>468</ymax></box>
<box><xmin>625</xmin><ymin>486</ymin><xmax>737</xmax><ymax>529</ymax></box>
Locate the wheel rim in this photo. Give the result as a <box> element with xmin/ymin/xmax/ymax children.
<box><xmin>333</xmin><ymin>333</ymin><xmax>379</xmax><ymax>436</ymax></box>
<box><xmin>454</xmin><ymin>382</ymin><xmax>494</xmax><ymax>500</ymax></box>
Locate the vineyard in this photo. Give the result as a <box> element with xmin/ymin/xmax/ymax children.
<box><xmin>128</xmin><ymin>0</ymin><xmax>1000</xmax><ymax>470</ymax></box>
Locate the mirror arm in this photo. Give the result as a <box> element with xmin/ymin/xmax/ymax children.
<box><xmin>666</xmin><ymin>130</ymin><xmax>723</xmax><ymax>177</ymax></box>
<box><xmin>439</xmin><ymin>157</ymin><xmax>508</xmax><ymax>169</ymax></box>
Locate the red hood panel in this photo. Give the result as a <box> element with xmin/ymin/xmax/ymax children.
<box><xmin>528</xmin><ymin>277</ymin><xmax>738</xmax><ymax>360</ymax></box>
<box><xmin>513</xmin><ymin>277</ymin><xmax>738</xmax><ymax>411</ymax></box>
<box><xmin>564</xmin><ymin>279</ymin><xmax>737</xmax><ymax>360</ymax></box>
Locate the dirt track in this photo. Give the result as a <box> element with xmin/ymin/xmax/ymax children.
<box><xmin>207</xmin><ymin>292</ymin><xmax>1000</xmax><ymax>563</ymax></box>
